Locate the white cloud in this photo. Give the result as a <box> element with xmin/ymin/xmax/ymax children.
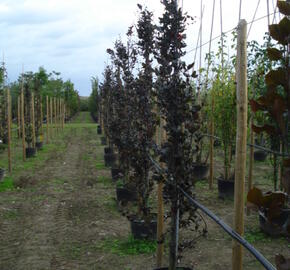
<box><xmin>0</xmin><ymin>0</ymin><xmax>279</xmax><ymax>96</ymax></box>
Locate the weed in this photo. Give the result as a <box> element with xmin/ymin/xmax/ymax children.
<box><xmin>244</xmin><ymin>229</ymin><xmax>272</xmax><ymax>244</ymax></box>
<box><xmin>98</xmin><ymin>235</ymin><xmax>156</xmax><ymax>256</ymax></box>
<box><xmin>98</xmin><ymin>176</ymin><xmax>112</xmax><ymax>187</ymax></box>
<box><xmin>0</xmin><ymin>177</ymin><xmax>14</xmax><ymax>192</ymax></box>
<box><xmin>96</xmin><ymin>162</ymin><xmax>105</xmax><ymax>170</ymax></box>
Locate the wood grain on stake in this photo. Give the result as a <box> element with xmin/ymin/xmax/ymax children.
<box><xmin>7</xmin><ymin>89</ymin><xmax>12</xmax><ymax>173</ymax></box>
<box><xmin>21</xmin><ymin>88</ymin><xmax>26</xmax><ymax>161</ymax></box>
<box><xmin>232</xmin><ymin>19</ymin><xmax>247</xmax><ymax>270</ymax></box>
<box><xmin>46</xmin><ymin>96</ymin><xmax>49</xmax><ymax>143</ymax></box>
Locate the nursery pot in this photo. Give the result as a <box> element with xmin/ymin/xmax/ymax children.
<box><xmin>192</xmin><ymin>163</ymin><xmax>209</xmax><ymax>180</ymax></box>
<box><xmin>130</xmin><ymin>215</ymin><xmax>157</xmax><ymax>240</ymax></box>
<box><xmin>116</xmin><ymin>187</ymin><xmax>137</xmax><ymax>203</ymax></box>
<box><xmin>101</xmin><ymin>136</ymin><xmax>107</xmax><ymax>145</ymax></box>
<box><xmin>25</xmin><ymin>147</ymin><xmax>36</xmax><ymax>158</ymax></box>
<box><xmin>104</xmin><ymin>153</ymin><xmax>116</xmax><ymax>167</ymax></box>
<box><xmin>217</xmin><ymin>177</ymin><xmax>234</xmax><ymax>199</ymax></box>
<box><xmin>214</xmin><ymin>140</ymin><xmax>221</xmax><ymax>147</ymax></box>
<box><xmin>259</xmin><ymin>209</ymin><xmax>290</xmax><ymax>237</ymax></box>
<box><xmin>97</xmin><ymin>126</ymin><xmax>102</xmax><ymax>134</ymax></box>
<box><xmin>111</xmin><ymin>167</ymin><xmax>124</xmax><ymax>181</ymax></box>
<box><xmin>104</xmin><ymin>147</ymin><xmax>113</xmax><ymax>154</ymax></box>
<box><xmin>254</xmin><ymin>150</ymin><xmax>267</xmax><ymax>162</ymax></box>
<box><xmin>0</xmin><ymin>168</ymin><xmax>5</xmax><ymax>181</ymax></box>
<box><xmin>36</xmin><ymin>141</ymin><xmax>43</xmax><ymax>150</ymax></box>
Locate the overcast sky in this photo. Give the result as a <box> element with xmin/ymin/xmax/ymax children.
<box><xmin>0</xmin><ymin>0</ymin><xmax>280</xmax><ymax>96</ymax></box>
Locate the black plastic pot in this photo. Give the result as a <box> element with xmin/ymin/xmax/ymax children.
<box><xmin>217</xmin><ymin>177</ymin><xmax>234</xmax><ymax>199</ymax></box>
<box><xmin>97</xmin><ymin>126</ymin><xmax>102</xmax><ymax>134</ymax></box>
<box><xmin>130</xmin><ymin>217</ymin><xmax>157</xmax><ymax>240</ymax></box>
<box><xmin>0</xmin><ymin>168</ymin><xmax>5</xmax><ymax>181</ymax></box>
<box><xmin>36</xmin><ymin>142</ymin><xmax>43</xmax><ymax>150</ymax></box>
<box><xmin>101</xmin><ymin>136</ymin><xmax>107</xmax><ymax>145</ymax></box>
<box><xmin>104</xmin><ymin>147</ymin><xmax>113</xmax><ymax>154</ymax></box>
<box><xmin>26</xmin><ymin>147</ymin><xmax>36</xmax><ymax>158</ymax></box>
<box><xmin>111</xmin><ymin>168</ymin><xmax>124</xmax><ymax>181</ymax></box>
<box><xmin>154</xmin><ymin>266</ymin><xmax>193</xmax><ymax>270</ymax></box>
<box><xmin>192</xmin><ymin>163</ymin><xmax>209</xmax><ymax>180</ymax></box>
<box><xmin>259</xmin><ymin>209</ymin><xmax>290</xmax><ymax>237</ymax></box>
<box><xmin>116</xmin><ymin>187</ymin><xmax>137</xmax><ymax>203</ymax></box>
<box><xmin>254</xmin><ymin>150</ymin><xmax>267</xmax><ymax>162</ymax></box>
<box><xmin>104</xmin><ymin>153</ymin><xmax>116</xmax><ymax>167</ymax></box>
<box><xmin>214</xmin><ymin>140</ymin><xmax>221</xmax><ymax>147</ymax></box>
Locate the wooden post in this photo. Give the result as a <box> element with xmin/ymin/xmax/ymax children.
<box><xmin>17</xmin><ymin>95</ymin><xmax>21</xmax><ymax>138</ymax></box>
<box><xmin>50</xmin><ymin>97</ymin><xmax>53</xmax><ymax>138</ymax></box>
<box><xmin>247</xmin><ymin>115</ymin><xmax>254</xmax><ymax>215</ymax></box>
<box><xmin>62</xmin><ymin>100</ymin><xmax>64</xmax><ymax>129</ymax></box>
<box><xmin>21</xmin><ymin>88</ymin><xmax>26</xmax><ymax>161</ymax></box>
<box><xmin>7</xmin><ymin>89</ymin><xmax>12</xmax><ymax>173</ymax></box>
<box><xmin>46</xmin><ymin>96</ymin><xmax>49</xmax><ymax>144</ymax></box>
<box><xmin>54</xmin><ymin>97</ymin><xmax>57</xmax><ymax>134</ymax></box>
<box><xmin>232</xmin><ymin>19</ymin><xmax>247</xmax><ymax>270</ymax></box>
<box><xmin>209</xmin><ymin>94</ymin><xmax>215</xmax><ymax>189</ymax></box>
<box><xmin>63</xmin><ymin>103</ymin><xmax>66</xmax><ymax>127</ymax></box>
<box><xmin>40</xmin><ymin>96</ymin><xmax>43</xmax><ymax>136</ymax></box>
<box><xmin>31</xmin><ymin>92</ymin><xmax>36</xmax><ymax>149</ymax></box>
<box><xmin>157</xmin><ymin>117</ymin><xmax>166</xmax><ymax>268</ymax></box>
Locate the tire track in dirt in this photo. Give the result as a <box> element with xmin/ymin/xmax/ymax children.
<box><xmin>0</xmin><ymin>115</ymin><xmax>99</xmax><ymax>270</ymax></box>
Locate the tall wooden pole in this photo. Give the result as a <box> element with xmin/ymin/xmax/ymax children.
<box><xmin>209</xmin><ymin>95</ymin><xmax>215</xmax><ymax>189</ymax></box>
<box><xmin>40</xmin><ymin>96</ymin><xmax>43</xmax><ymax>136</ymax></box>
<box><xmin>17</xmin><ymin>95</ymin><xmax>21</xmax><ymax>138</ymax></box>
<box><xmin>232</xmin><ymin>19</ymin><xmax>247</xmax><ymax>270</ymax></box>
<box><xmin>7</xmin><ymin>89</ymin><xmax>12</xmax><ymax>173</ymax></box>
<box><xmin>46</xmin><ymin>96</ymin><xmax>49</xmax><ymax>144</ymax></box>
<box><xmin>21</xmin><ymin>88</ymin><xmax>26</xmax><ymax>161</ymax></box>
<box><xmin>61</xmin><ymin>100</ymin><xmax>64</xmax><ymax>129</ymax></box>
<box><xmin>54</xmin><ymin>97</ymin><xmax>57</xmax><ymax>134</ymax></box>
<box><xmin>50</xmin><ymin>97</ymin><xmax>53</xmax><ymax>138</ymax></box>
<box><xmin>31</xmin><ymin>92</ymin><xmax>36</xmax><ymax>149</ymax></box>
<box><xmin>247</xmin><ymin>111</ymin><xmax>254</xmax><ymax>215</ymax></box>
<box><xmin>157</xmin><ymin>117</ymin><xmax>166</xmax><ymax>268</ymax></box>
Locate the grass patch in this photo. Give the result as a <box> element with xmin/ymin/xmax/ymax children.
<box><xmin>245</xmin><ymin>229</ymin><xmax>272</xmax><ymax>244</ymax></box>
<box><xmin>0</xmin><ymin>176</ymin><xmax>14</xmax><ymax>192</ymax></box>
<box><xmin>2</xmin><ymin>209</ymin><xmax>19</xmax><ymax>219</ymax></box>
<box><xmin>96</xmin><ymin>162</ymin><xmax>105</xmax><ymax>170</ymax></box>
<box><xmin>98</xmin><ymin>176</ymin><xmax>112</xmax><ymax>186</ymax></box>
<box><xmin>60</xmin><ymin>242</ymin><xmax>84</xmax><ymax>259</ymax></box>
<box><xmin>99</xmin><ymin>235</ymin><xmax>157</xmax><ymax>256</ymax></box>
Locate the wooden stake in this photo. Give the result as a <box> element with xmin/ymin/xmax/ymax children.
<box><xmin>54</xmin><ymin>97</ymin><xmax>57</xmax><ymax>134</ymax></box>
<box><xmin>17</xmin><ymin>95</ymin><xmax>21</xmax><ymax>138</ymax></box>
<box><xmin>46</xmin><ymin>96</ymin><xmax>49</xmax><ymax>144</ymax></box>
<box><xmin>232</xmin><ymin>19</ymin><xmax>247</xmax><ymax>270</ymax></box>
<box><xmin>31</xmin><ymin>92</ymin><xmax>36</xmax><ymax>149</ymax></box>
<box><xmin>247</xmin><ymin>114</ymin><xmax>254</xmax><ymax>215</ymax></box>
<box><xmin>209</xmin><ymin>95</ymin><xmax>215</xmax><ymax>189</ymax></box>
<box><xmin>62</xmin><ymin>100</ymin><xmax>64</xmax><ymax>129</ymax></box>
<box><xmin>157</xmin><ymin>117</ymin><xmax>166</xmax><ymax>268</ymax></box>
<box><xmin>50</xmin><ymin>97</ymin><xmax>53</xmax><ymax>138</ymax></box>
<box><xmin>21</xmin><ymin>88</ymin><xmax>26</xmax><ymax>161</ymax></box>
<box><xmin>40</xmin><ymin>96</ymin><xmax>43</xmax><ymax>136</ymax></box>
<box><xmin>7</xmin><ymin>89</ymin><xmax>12</xmax><ymax>173</ymax></box>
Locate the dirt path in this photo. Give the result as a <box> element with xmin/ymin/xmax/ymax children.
<box><xmin>0</xmin><ymin>112</ymin><xmax>146</xmax><ymax>270</ymax></box>
<box><xmin>0</xmin><ymin>112</ymin><xmax>288</xmax><ymax>270</ymax></box>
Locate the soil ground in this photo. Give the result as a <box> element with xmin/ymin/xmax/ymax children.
<box><xmin>0</xmin><ymin>112</ymin><xmax>288</xmax><ymax>270</ymax></box>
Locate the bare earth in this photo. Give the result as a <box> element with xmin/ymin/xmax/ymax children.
<box><xmin>0</xmin><ymin>112</ymin><xmax>288</xmax><ymax>270</ymax></box>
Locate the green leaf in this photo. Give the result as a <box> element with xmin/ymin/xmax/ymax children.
<box><xmin>277</xmin><ymin>1</ymin><xmax>290</xmax><ymax>16</ymax></box>
<box><xmin>267</xmin><ymin>47</ymin><xmax>283</xmax><ymax>61</ymax></box>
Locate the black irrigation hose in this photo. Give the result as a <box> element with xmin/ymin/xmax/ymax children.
<box><xmin>201</xmin><ymin>133</ymin><xmax>290</xmax><ymax>157</ymax></box>
<box><xmin>179</xmin><ymin>188</ymin><xmax>277</xmax><ymax>270</ymax></box>
<box><xmin>148</xmin><ymin>155</ymin><xmax>277</xmax><ymax>270</ymax></box>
